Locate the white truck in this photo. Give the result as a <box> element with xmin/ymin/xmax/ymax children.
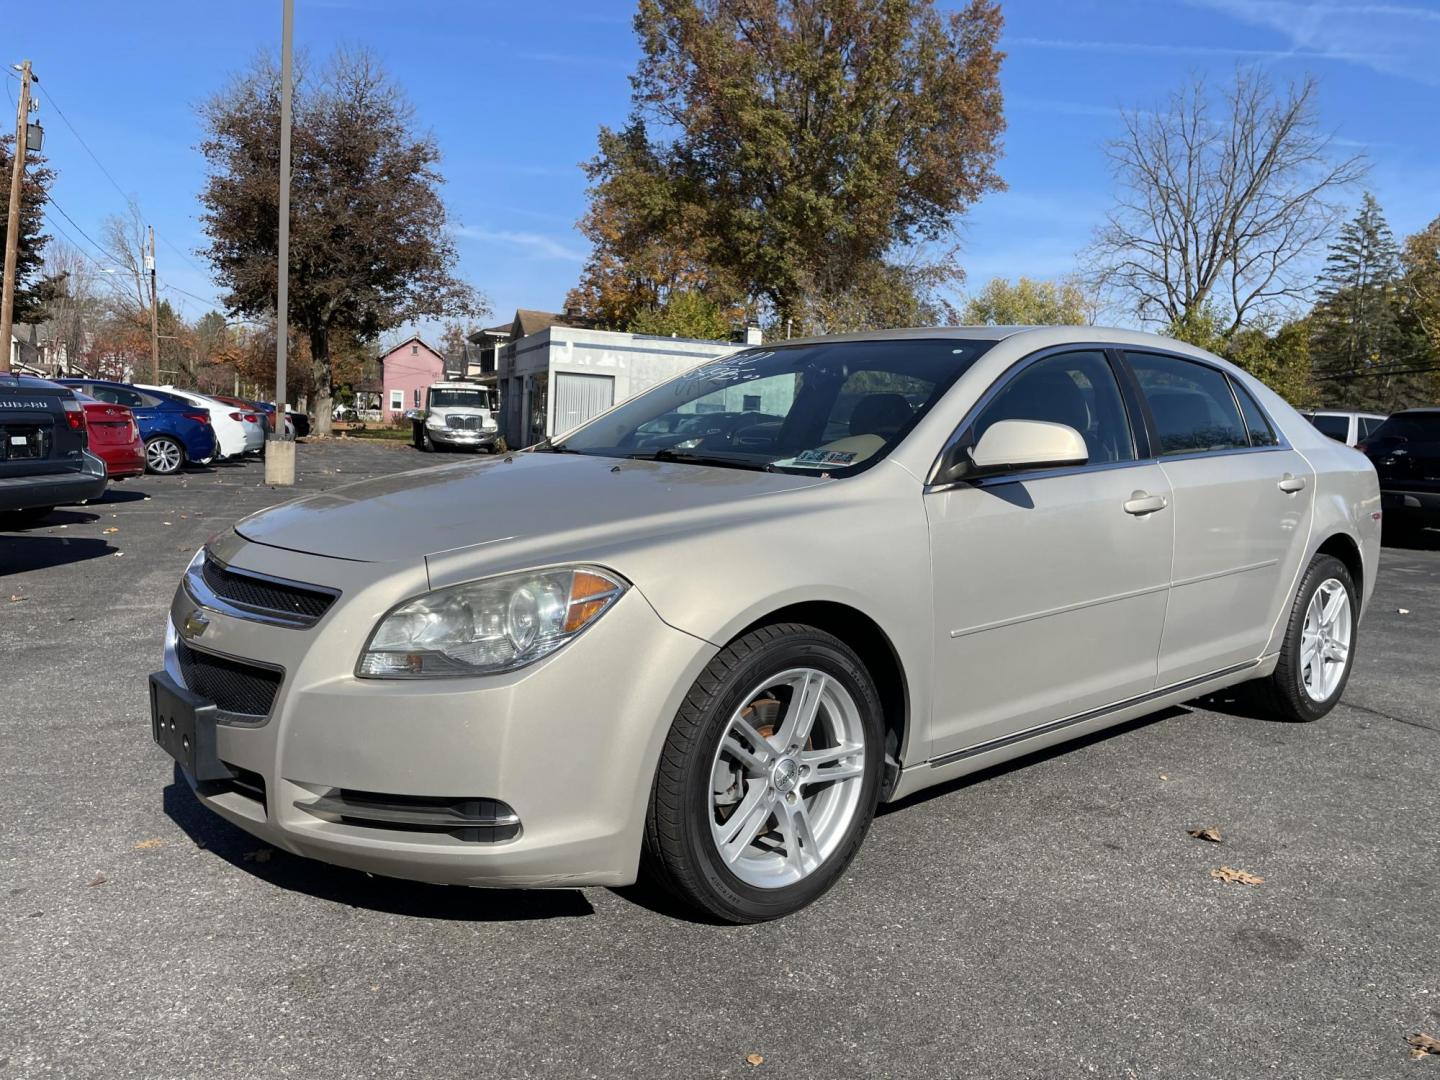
<box><xmin>410</xmin><ymin>380</ymin><xmax>500</xmax><ymax>453</ymax></box>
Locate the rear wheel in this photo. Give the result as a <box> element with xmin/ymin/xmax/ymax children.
<box><xmin>145</xmin><ymin>436</ymin><xmax>185</xmax><ymax>475</ymax></box>
<box><xmin>1255</xmin><ymin>553</ymin><xmax>1357</xmax><ymax>722</ymax></box>
<box><xmin>643</xmin><ymin>623</ymin><xmax>884</xmax><ymax>923</ymax></box>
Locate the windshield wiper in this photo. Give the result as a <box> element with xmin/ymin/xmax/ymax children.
<box><xmin>629</xmin><ymin>448</ymin><xmax>773</xmax><ymax>472</ymax></box>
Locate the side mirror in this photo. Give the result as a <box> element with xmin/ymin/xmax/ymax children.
<box><xmin>960</xmin><ymin>419</ymin><xmax>1088</xmax><ymax>479</ymax></box>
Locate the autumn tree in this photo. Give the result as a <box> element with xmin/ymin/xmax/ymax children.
<box><xmin>1401</xmin><ymin>215</ymin><xmax>1440</xmax><ymax>397</ymax></box>
<box><xmin>0</xmin><ymin>138</ymin><xmax>56</xmax><ymax>324</ymax></box>
<box><xmin>629</xmin><ymin>289</ymin><xmax>735</xmax><ymax>339</ymax></box>
<box><xmin>570</xmin><ymin>0</ymin><xmax>1006</xmax><ymax>333</ymax></box>
<box><xmin>1092</xmin><ymin>71</ymin><xmax>1365</xmax><ymax>336</ymax></box>
<box><xmin>962</xmin><ymin>276</ymin><xmax>1095</xmax><ymax>326</ymax></box>
<box><xmin>198</xmin><ymin>48</ymin><xmax>484</xmax><ymax>434</ymax></box>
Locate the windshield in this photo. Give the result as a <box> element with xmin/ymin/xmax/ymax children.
<box><xmin>429</xmin><ymin>388</ymin><xmax>490</xmax><ymax>409</ymax></box>
<box><xmin>549</xmin><ymin>337</ymin><xmax>996</xmax><ymax>474</ymax></box>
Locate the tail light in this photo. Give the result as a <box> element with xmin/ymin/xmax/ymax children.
<box><xmin>130</xmin><ymin>419</ymin><xmax>141</xmax><ymax>440</ymax></box>
<box><xmin>228</xmin><ymin>411</ymin><xmax>245</xmax><ymax>422</ymax></box>
<box><xmin>183</xmin><ymin>412</ymin><xmax>209</xmax><ymax>425</ymax></box>
<box><xmin>61</xmin><ymin>398</ymin><xmax>86</xmax><ymax>431</ymax></box>
<box><xmin>1356</xmin><ymin>442</ymin><xmax>1368</xmax><ymax>454</ymax></box>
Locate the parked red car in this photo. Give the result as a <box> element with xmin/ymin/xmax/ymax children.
<box><xmin>76</xmin><ymin>392</ymin><xmax>145</xmax><ymax>478</ymax></box>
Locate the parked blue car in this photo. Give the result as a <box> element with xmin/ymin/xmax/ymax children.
<box><xmin>57</xmin><ymin>379</ymin><xmax>217</xmax><ymax>475</ymax></box>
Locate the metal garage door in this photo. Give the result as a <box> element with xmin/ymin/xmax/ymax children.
<box><xmin>552</xmin><ymin>373</ymin><xmax>615</xmax><ymax>435</ymax></box>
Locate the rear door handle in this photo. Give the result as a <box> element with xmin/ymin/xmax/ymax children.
<box><xmin>1278</xmin><ymin>474</ymin><xmax>1307</xmax><ymax>493</ymax></box>
<box><xmin>1123</xmin><ymin>492</ymin><xmax>1168</xmax><ymax>516</ymax></box>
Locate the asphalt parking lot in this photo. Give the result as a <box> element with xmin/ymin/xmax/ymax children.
<box><xmin>2</xmin><ymin>440</ymin><xmax>1438</xmax><ymax>1080</ymax></box>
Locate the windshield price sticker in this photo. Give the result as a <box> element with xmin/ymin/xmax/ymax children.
<box><xmin>795</xmin><ymin>449</ymin><xmax>856</xmax><ymax>466</ymax></box>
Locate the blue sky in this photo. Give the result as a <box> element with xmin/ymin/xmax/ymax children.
<box><xmin>11</xmin><ymin>0</ymin><xmax>1440</xmax><ymax>345</ymax></box>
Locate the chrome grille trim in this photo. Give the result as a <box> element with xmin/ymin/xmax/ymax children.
<box><xmin>185</xmin><ymin>551</ymin><xmax>339</xmax><ymax>629</ymax></box>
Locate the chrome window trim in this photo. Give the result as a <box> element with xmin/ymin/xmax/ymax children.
<box><xmin>183</xmin><ymin>550</ymin><xmax>339</xmax><ymax>630</ymax></box>
<box><xmin>1120</xmin><ymin>347</ymin><xmax>1293</xmax><ymax>456</ymax></box>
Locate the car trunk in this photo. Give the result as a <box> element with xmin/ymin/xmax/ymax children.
<box><xmin>82</xmin><ymin>403</ymin><xmax>138</xmax><ymax>449</ymax></box>
<box><xmin>1</xmin><ymin>383</ymin><xmax>77</xmax><ymax>478</ymax></box>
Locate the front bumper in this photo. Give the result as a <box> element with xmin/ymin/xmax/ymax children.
<box><xmin>159</xmin><ymin>539</ymin><xmax>714</xmax><ymax>888</ymax></box>
<box><xmin>428</xmin><ymin>425</ymin><xmax>499</xmax><ymax>449</ymax></box>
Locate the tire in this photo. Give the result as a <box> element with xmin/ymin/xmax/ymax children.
<box><xmin>145</xmin><ymin>436</ymin><xmax>185</xmax><ymax>475</ymax></box>
<box><xmin>421</xmin><ymin>429</ymin><xmax>435</xmax><ymax>453</ymax></box>
<box><xmin>643</xmin><ymin>623</ymin><xmax>884</xmax><ymax>923</ymax></box>
<box><xmin>1253</xmin><ymin>554</ymin><xmax>1358</xmax><ymax>722</ymax></box>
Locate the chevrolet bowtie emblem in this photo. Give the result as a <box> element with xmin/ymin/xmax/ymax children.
<box><xmin>183</xmin><ymin>610</ymin><xmax>210</xmax><ymax>638</ymax></box>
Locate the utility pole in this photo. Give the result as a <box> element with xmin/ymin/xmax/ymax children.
<box><xmin>266</xmin><ymin>0</ymin><xmax>296</xmax><ymax>484</ymax></box>
<box><xmin>1</xmin><ymin>60</ymin><xmax>37</xmax><ymax>374</ymax></box>
<box><xmin>147</xmin><ymin>226</ymin><xmax>159</xmax><ymax>383</ymax></box>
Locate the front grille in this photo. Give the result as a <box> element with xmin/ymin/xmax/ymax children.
<box><xmin>295</xmin><ymin>789</ymin><xmax>521</xmax><ymax>842</ymax></box>
<box><xmin>200</xmin><ymin>557</ymin><xmax>336</xmax><ymax>626</ymax></box>
<box><xmin>445</xmin><ymin>414</ymin><xmax>483</xmax><ymax>431</ymax></box>
<box><xmin>176</xmin><ymin>640</ymin><xmax>282</xmax><ymax>718</ymax></box>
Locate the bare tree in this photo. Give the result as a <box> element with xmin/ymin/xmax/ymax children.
<box><xmin>1091</xmin><ymin>71</ymin><xmax>1366</xmax><ymax>336</ymax></box>
<box><xmin>100</xmin><ymin>199</ymin><xmax>151</xmax><ymax>317</ymax></box>
<box><xmin>39</xmin><ymin>241</ymin><xmax>101</xmax><ymax>373</ymax></box>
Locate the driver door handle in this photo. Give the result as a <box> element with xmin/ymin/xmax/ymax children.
<box><xmin>1123</xmin><ymin>492</ymin><xmax>1168</xmax><ymax>516</ymax></box>
<box><xmin>1278</xmin><ymin>474</ymin><xmax>1307</xmax><ymax>493</ymax></box>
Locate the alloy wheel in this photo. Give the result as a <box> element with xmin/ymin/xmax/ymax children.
<box><xmin>1300</xmin><ymin>577</ymin><xmax>1351</xmax><ymax>702</ymax></box>
<box><xmin>708</xmin><ymin>667</ymin><xmax>867</xmax><ymax>888</ymax></box>
<box><xmin>146</xmin><ymin>439</ymin><xmax>183</xmax><ymax>474</ymax></box>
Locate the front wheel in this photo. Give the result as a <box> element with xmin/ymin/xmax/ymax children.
<box><xmin>643</xmin><ymin>623</ymin><xmax>884</xmax><ymax>923</ymax></box>
<box><xmin>1255</xmin><ymin>553</ymin><xmax>1358</xmax><ymax>722</ymax></box>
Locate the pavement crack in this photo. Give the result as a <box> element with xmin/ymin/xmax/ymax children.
<box><xmin>1340</xmin><ymin>700</ymin><xmax>1440</xmax><ymax>736</ymax></box>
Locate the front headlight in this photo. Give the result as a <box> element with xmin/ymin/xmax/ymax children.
<box><xmin>357</xmin><ymin>565</ymin><xmax>627</xmax><ymax>678</ymax></box>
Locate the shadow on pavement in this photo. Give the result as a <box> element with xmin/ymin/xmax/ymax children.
<box><xmin>879</xmin><ymin>705</ymin><xmax>1187</xmax><ymax>815</ymax></box>
<box><xmin>0</xmin><ymin>535</ymin><xmax>113</xmax><ymax>573</ymax></box>
<box><xmin>92</xmin><ymin>486</ymin><xmax>152</xmax><ymax>505</ymax></box>
<box><xmin>162</xmin><ymin>768</ymin><xmax>594</xmax><ymax>921</ymax></box>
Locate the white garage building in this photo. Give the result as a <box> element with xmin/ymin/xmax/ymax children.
<box><xmin>489</xmin><ymin>312</ymin><xmax>761</xmax><ymax>449</ymax></box>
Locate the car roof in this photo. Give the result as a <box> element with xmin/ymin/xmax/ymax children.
<box><xmin>750</xmin><ymin>325</ymin><xmax>1226</xmax><ymax>357</ymax></box>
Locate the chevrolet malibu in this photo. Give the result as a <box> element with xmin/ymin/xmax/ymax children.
<box><xmin>151</xmin><ymin>327</ymin><xmax>1380</xmax><ymax>922</ymax></box>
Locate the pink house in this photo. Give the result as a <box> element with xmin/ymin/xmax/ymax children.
<box><xmin>379</xmin><ymin>336</ymin><xmax>446</xmax><ymax>422</ymax></box>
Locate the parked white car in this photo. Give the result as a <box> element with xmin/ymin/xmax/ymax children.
<box><xmin>1300</xmin><ymin>409</ymin><xmax>1388</xmax><ymax>447</ymax></box>
<box><xmin>151</xmin><ymin>327</ymin><xmax>1381</xmax><ymax>923</ymax></box>
<box><xmin>139</xmin><ymin>386</ymin><xmax>255</xmax><ymax>459</ymax></box>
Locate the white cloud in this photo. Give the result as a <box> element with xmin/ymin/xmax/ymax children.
<box><xmin>1184</xmin><ymin>0</ymin><xmax>1440</xmax><ymax>84</ymax></box>
<box><xmin>456</xmin><ymin>227</ymin><xmax>586</xmax><ymax>263</ymax></box>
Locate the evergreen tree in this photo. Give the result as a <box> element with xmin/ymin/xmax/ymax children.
<box><xmin>1310</xmin><ymin>194</ymin><xmax>1427</xmax><ymax>409</ymax></box>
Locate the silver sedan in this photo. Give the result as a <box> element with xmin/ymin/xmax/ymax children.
<box><xmin>150</xmin><ymin>327</ymin><xmax>1380</xmax><ymax>922</ymax></box>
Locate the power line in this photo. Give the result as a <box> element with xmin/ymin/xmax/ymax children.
<box><xmin>34</xmin><ymin>75</ymin><xmax>216</xmax><ymax>281</ymax></box>
<box><xmin>160</xmin><ymin>279</ymin><xmax>221</xmax><ymax>307</ymax></box>
<box><xmin>45</xmin><ymin>197</ymin><xmax>112</xmax><ymax>263</ymax></box>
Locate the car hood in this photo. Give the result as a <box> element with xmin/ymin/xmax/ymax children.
<box><xmin>233</xmin><ymin>452</ymin><xmax>825</xmax><ymax>564</ymax></box>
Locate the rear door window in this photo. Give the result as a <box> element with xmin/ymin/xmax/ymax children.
<box><xmin>1230</xmin><ymin>380</ymin><xmax>1279</xmax><ymax>447</ymax></box>
<box><xmin>1124</xmin><ymin>352</ymin><xmax>1249</xmax><ymax>456</ymax></box>
<box><xmin>1310</xmin><ymin>414</ymin><xmax>1350</xmax><ymax>442</ymax></box>
<box><xmin>1368</xmin><ymin>413</ymin><xmax>1440</xmax><ymax>443</ymax></box>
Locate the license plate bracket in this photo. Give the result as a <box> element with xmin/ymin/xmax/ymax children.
<box><xmin>149</xmin><ymin>671</ymin><xmax>233</xmax><ymax>782</ymax></box>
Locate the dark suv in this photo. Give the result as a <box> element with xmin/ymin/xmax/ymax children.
<box><xmin>0</xmin><ymin>374</ymin><xmax>109</xmax><ymax>524</ymax></box>
<box><xmin>1359</xmin><ymin>408</ymin><xmax>1440</xmax><ymax>534</ymax></box>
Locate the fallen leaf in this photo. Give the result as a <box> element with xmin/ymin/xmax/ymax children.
<box><xmin>1397</xmin><ymin>608</ymin><xmax>1410</xmax><ymax>615</ymax></box>
<box><xmin>1189</xmin><ymin>826</ymin><xmax>1222</xmax><ymax>843</ymax></box>
<box><xmin>112</xmin><ymin>551</ymin><xmax>124</xmax><ymax>558</ymax></box>
<box><xmin>102</xmin><ymin>527</ymin><xmax>119</xmax><ymax>534</ymax></box>
<box><xmin>1211</xmin><ymin>866</ymin><xmax>1263</xmax><ymax>886</ymax></box>
<box><xmin>133</xmin><ymin>838</ymin><xmax>164</xmax><ymax>850</ymax></box>
<box><xmin>1409</xmin><ymin>1032</ymin><xmax>1440</xmax><ymax>1057</ymax></box>
<box><xmin>87</xmin><ymin>874</ymin><xmax>107</xmax><ymax>887</ymax></box>
<box><xmin>162</xmin><ymin>521</ymin><xmax>173</xmax><ymax>526</ymax></box>
<box><xmin>745</xmin><ymin>1054</ymin><xmax>765</xmax><ymax>1067</ymax></box>
<box><xmin>1159</xmin><ymin>773</ymin><xmax>1170</xmax><ymax>781</ymax></box>
<box><xmin>8</xmin><ymin>595</ymin><xmax>26</xmax><ymax>603</ymax></box>
<box><xmin>243</xmin><ymin>849</ymin><xmax>273</xmax><ymax>864</ymax></box>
